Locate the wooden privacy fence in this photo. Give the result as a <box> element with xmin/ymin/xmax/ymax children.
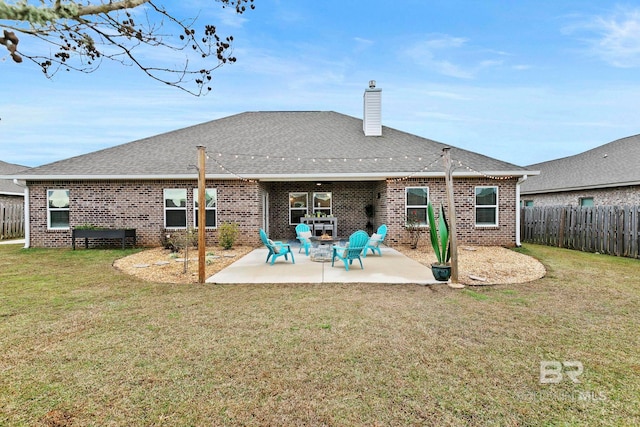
<box><xmin>521</xmin><ymin>205</ymin><xmax>640</xmax><ymax>258</ymax></box>
<box><xmin>0</xmin><ymin>202</ymin><xmax>24</xmax><ymax>240</ymax></box>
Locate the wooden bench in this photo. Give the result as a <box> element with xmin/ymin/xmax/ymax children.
<box><xmin>72</xmin><ymin>228</ymin><xmax>136</xmax><ymax>250</ymax></box>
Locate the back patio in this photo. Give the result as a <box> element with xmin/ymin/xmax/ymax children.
<box><xmin>206</xmin><ymin>244</ymin><xmax>439</xmax><ymax>285</ymax></box>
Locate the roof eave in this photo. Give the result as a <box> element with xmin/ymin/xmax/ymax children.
<box><xmin>12</xmin><ymin>169</ymin><xmax>535</xmax><ymax>182</ymax></box>
<box><xmin>521</xmin><ymin>179</ymin><xmax>640</xmax><ymax>195</ymax></box>
<box><xmin>251</xmin><ymin>170</ymin><xmax>536</xmax><ymax>181</ymax></box>
<box><xmin>15</xmin><ymin>174</ymin><xmax>214</xmax><ymax>181</ymax></box>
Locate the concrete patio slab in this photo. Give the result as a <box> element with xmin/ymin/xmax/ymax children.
<box><xmin>207</xmin><ymin>245</ymin><xmax>441</xmax><ymax>285</ymax></box>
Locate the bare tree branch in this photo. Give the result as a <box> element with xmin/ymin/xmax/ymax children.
<box><xmin>0</xmin><ymin>0</ymin><xmax>255</xmax><ymax>95</ymax></box>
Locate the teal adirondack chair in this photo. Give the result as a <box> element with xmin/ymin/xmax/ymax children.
<box><xmin>362</xmin><ymin>224</ymin><xmax>387</xmax><ymax>257</ymax></box>
<box><xmin>331</xmin><ymin>230</ymin><xmax>369</xmax><ymax>271</ymax></box>
<box><xmin>295</xmin><ymin>223</ymin><xmax>313</xmax><ymax>255</ymax></box>
<box><xmin>259</xmin><ymin>229</ymin><xmax>295</xmax><ymax>265</ymax></box>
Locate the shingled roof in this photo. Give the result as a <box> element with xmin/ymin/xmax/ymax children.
<box><xmin>12</xmin><ymin>111</ymin><xmax>531</xmax><ymax>181</ymax></box>
<box><xmin>0</xmin><ymin>160</ymin><xmax>27</xmax><ymax>195</ymax></box>
<box><xmin>521</xmin><ymin>134</ymin><xmax>640</xmax><ymax>194</ymax></box>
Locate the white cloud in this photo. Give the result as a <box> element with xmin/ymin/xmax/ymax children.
<box><xmin>564</xmin><ymin>7</ymin><xmax>640</xmax><ymax>67</ymax></box>
<box><xmin>404</xmin><ymin>35</ymin><xmax>503</xmax><ymax>79</ymax></box>
<box><xmin>424</xmin><ymin>36</ymin><xmax>468</xmax><ymax>50</ymax></box>
<box><xmin>405</xmin><ymin>36</ymin><xmax>473</xmax><ymax>79</ymax></box>
<box><xmin>354</xmin><ymin>37</ymin><xmax>374</xmax><ymax>45</ymax></box>
<box><xmin>414</xmin><ymin>111</ymin><xmax>466</xmax><ymax>122</ymax></box>
<box><xmin>353</xmin><ymin>37</ymin><xmax>374</xmax><ymax>53</ymax></box>
<box><xmin>424</xmin><ymin>91</ymin><xmax>472</xmax><ymax>101</ymax></box>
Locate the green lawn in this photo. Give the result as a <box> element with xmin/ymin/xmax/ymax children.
<box><xmin>1</xmin><ymin>244</ymin><xmax>638</xmax><ymax>426</ymax></box>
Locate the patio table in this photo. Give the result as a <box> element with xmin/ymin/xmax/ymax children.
<box><xmin>308</xmin><ymin>235</ymin><xmax>345</xmax><ymax>262</ymax></box>
<box><xmin>301</xmin><ymin>216</ymin><xmax>337</xmax><ymax>236</ymax></box>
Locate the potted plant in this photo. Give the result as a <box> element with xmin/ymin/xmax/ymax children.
<box><xmin>427</xmin><ymin>201</ymin><xmax>451</xmax><ymax>281</ymax></box>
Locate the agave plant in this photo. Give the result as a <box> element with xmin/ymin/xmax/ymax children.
<box><xmin>427</xmin><ymin>202</ymin><xmax>451</xmax><ymax>266</ymax></box>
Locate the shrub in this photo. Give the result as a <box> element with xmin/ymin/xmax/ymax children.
<box><xmin>163</xmin><ymin>228</ymin><xmax>197</xmax><ymax>253</ymax></box>
<box><xmin>218</xmin><ymin>222</ymin><xmax>239</xmax><ymax>250</ymax></box>
<box><xmin>405</xmin><ymin>211</ymin><xmax>424</xmax><ymax>249</ymax></box>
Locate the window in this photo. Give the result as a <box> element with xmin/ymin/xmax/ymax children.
<box><xmin>164</xmin><ymin>189</ymin><xmax>187</xmax><ymax>228</ymax></box>
<box><xmin>312</xmin><ymin>192</ymin><xmax>332</xmax><ymax>216</ymax></box>
<box><xmin>47</xmin><ymin>189</ymin><xmax>70</xmax><ymax>229</ymax></box>
<box><xmin>475</xmin><ymin>186</ymin><xmax>498</xmax><ymax>226</ymax></box>
<box><xmin>579</xmin><ymin>197</ymin><xmax>594</xmax><ymax>207</ymax></box>
<box><xmin>289</xmin><ymin>192</ymin><xmax>308</xmax><ymax>224</ymax></box>
<box><xmin>194</xmin><ymin>188</ymin><xmax>217</xmax><ymax>228</ymax></box>
<box><xmin>405</xmin><ymin>187</ymin><xmax>429</xmax><ymax>226</ymax></box>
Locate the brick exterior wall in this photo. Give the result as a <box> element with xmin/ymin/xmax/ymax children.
<box><xmin>384</xmin><ymin>178</ymin><xmax>518</xmax><ymax>247</ymax></box>
<box><xmin>265</xmin><ymin>178</ymin><xmax>518</xmax><ymax>247</ymax></box>
<box><xmin>27</xmin><ymin>179</ymin><xmax>262</xmax><ymax>248</ymax></box>
<box><xmin>522</xmin><ymin>185</ymin><xmax>640</xmax><ymax>207</ymax></box>
<box><xmin>26</xmin><ymin>177</ymin><xmax>519</xmax><ymax>248</ymax></box>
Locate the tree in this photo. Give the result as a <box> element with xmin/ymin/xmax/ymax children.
<box><xmin>0</xmin><ymin>0</ymin><xmax>254</xmax><ymax>95</ymax></box>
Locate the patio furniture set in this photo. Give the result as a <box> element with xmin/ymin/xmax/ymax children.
<box><xmin>259</xmin><ymin>222</ymin><xmax>387</xmax><ymax>271</ymax></box>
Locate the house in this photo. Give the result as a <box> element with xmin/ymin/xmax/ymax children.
<box><xmin>0</xmin><ymin>160</ymin><xmax>27</xmax><ymax>204</ymax></box>
<box><xmin>8</xmin><ymin>83</ymin><xmax>537</xmax><ymax>249</ymax></box>
<box><xmin>521</xmin><ymin>134</ymin><xmax>640</xmax><ymax>207</ymax></box>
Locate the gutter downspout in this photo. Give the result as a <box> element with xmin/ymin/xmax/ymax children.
<box><xmin>23</xmin><ymin>186</ymin><xmax>30</xmax><ymax>248</ymax></box>
<box><xmin>515</xmin><ymin>175</ymin><xmax>527</xmax><ymax>247</ymax></box>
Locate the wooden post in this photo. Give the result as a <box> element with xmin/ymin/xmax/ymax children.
<box><xmin>197</xmin><ymin>145</ymin><xmax>206</xmax><ymax>284</ymax></box>
<box><xmin>442</xmin><ymin>147</ymin><xmax>461</xmax><ymax>286</ymax></box>
<box><xmin>558</xmin><ymin>207</ymin><xmax>566</xmax><ymax>248</ymax></box>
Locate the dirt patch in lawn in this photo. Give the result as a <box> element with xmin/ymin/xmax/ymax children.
<box><xmin>114</xmin><ymin>244</ymin><xmax>545</xmax><ymax>285</ymax></box>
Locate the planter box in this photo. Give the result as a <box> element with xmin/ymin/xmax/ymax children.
<box><xmin>72</xmin><ymin>228</ymin><xmax>136</xmax><ymax>250</ymax></box>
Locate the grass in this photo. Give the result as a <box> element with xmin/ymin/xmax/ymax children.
<box><xmin>0</xmin><ymin>244</ymin><xmax>639</xmax><ymax>426</ymax></box>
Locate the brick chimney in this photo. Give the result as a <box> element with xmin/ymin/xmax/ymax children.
<box><xmin>363</xmin><ymin>80</ymin><xmax>382</xmax><ymax>136</ymax></box>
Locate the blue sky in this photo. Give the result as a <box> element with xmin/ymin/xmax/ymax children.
<box><xmin>2</xmin><ymin>0</ymin><xmax>640</xmax><ymax>167</ymax></box>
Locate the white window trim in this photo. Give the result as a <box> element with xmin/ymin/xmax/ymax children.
<box><xmin>312</xmin><ymin>192</ymin><xmax>332</xmax><ymax>216</ymax></box>
<box><xmin>193</xmin><ymin>188</ymin><xmax>217</xmax><ymax>229</ymax></box>
<box><xmin>164</xmin><ymin>188</ymin><xmax>187</xmax><ymax>229</ymax></box>
<box><xmin>405</xmin><ymin>186</ymin><xmax>429</xmax><ymax>227</ymax></box>
<box><xmin>289</xmin><ymin>192</ymin><xmax>308</xmax><ymax>225</ymax></box>
<box><xmin>47</xmin><ymin>189</ymin><xmax>70</xmax><ymax>230</ymax></box>
<box><xmin>475</xmin><ymin>186</ymin><xmax>499</xmax><ymax>227</ymax></box>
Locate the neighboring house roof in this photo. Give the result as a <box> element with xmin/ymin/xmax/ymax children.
<box><xmin>0</xmin><ymin>160</ymin><xmax>27</xmax><ymax>196</ymax></box>
<box><xmin>521</xmin><ymin>134</ymin><xmax>640</xmax><ymax>195</ymax></box>
<box><xmin>10</xmin><ymin>111</ymin><xmax>532</xmax><ymax>181</ymax></box>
